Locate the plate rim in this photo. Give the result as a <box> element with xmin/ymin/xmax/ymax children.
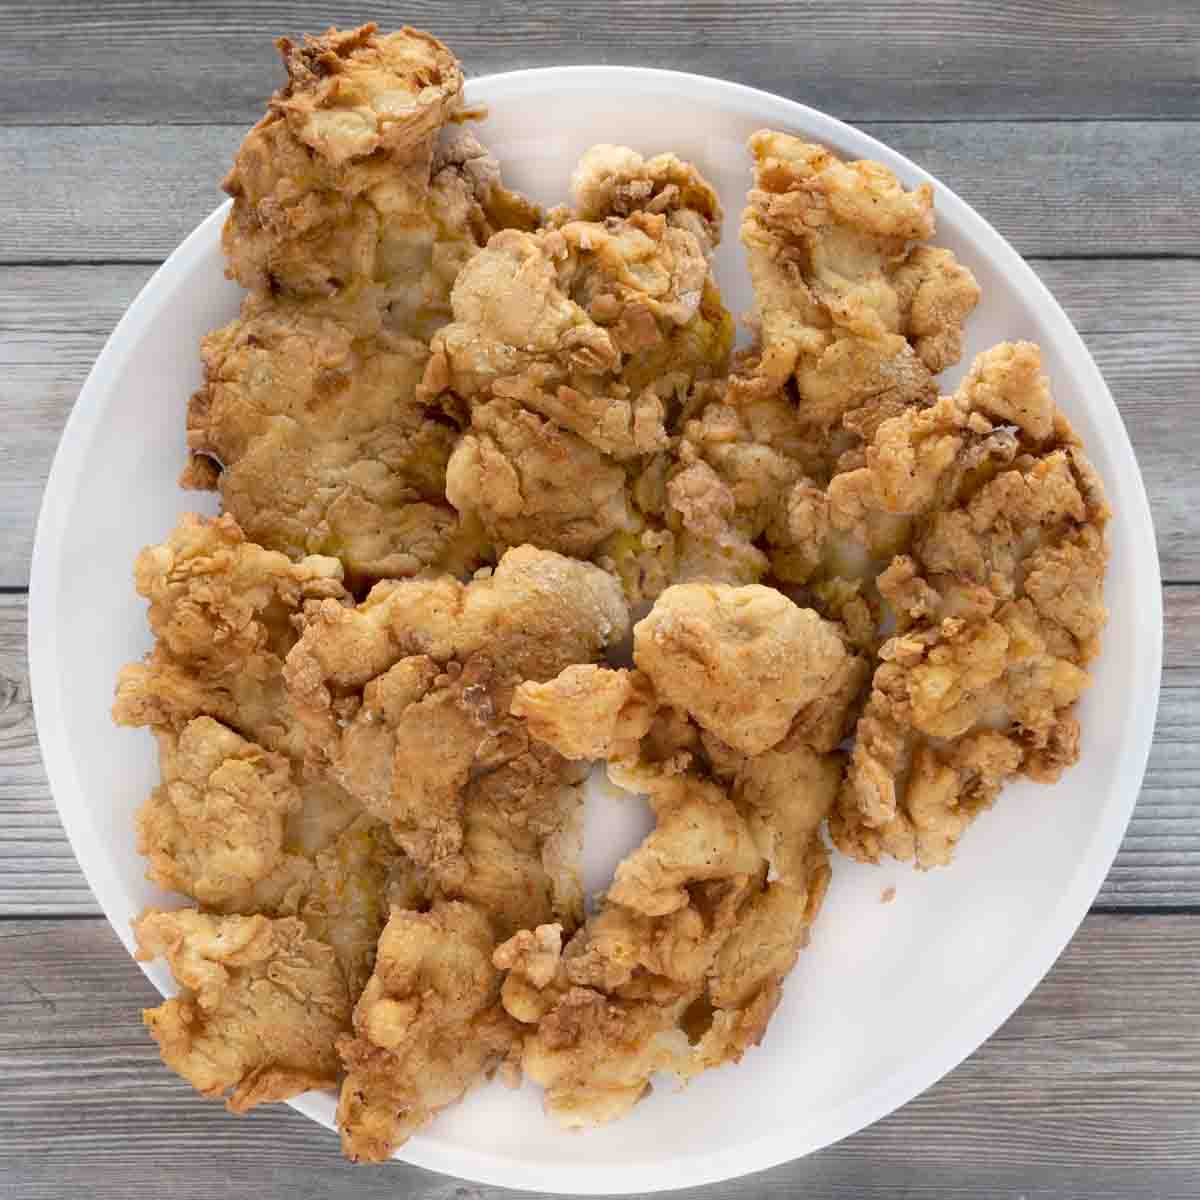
<box><xmin>28</xmin><ymin>63</ymin><xmax>1163</xmax><ymax>1195</ymax></box>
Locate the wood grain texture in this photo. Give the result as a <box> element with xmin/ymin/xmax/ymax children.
<box><xmin>3</xmin><ymin>1</ymin><xmax>1197</xmax><ymax>125</ymax></box>
<box><xmin>3</xmin><ymin>121</ymin><xmax>1198</xmax><ymax>265</ymax></box>
<box><xmin>4</xmin><ymin>261</ymin><xmax>1197</xmax><ymax>587</ymax></box>
<box><xmin>0</xmin><ymin>913</ymin><xmax>1197</xmax><ymax>1198</ymax></box>
<box><xmin>4</xmin><ymin>588</ymin><xmax>1199</xmax><ymax>916</ymax></box>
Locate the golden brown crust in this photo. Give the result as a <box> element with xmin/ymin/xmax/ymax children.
<box><xmin>336</xmin><ymin>901</ymin><xmax>515</xmax><ymax>1161</ymax></box>
<box><xmin>633</xmin><ymin>583</ymin><xmax>852</xmax><ymax>756</ymax></box>
<box><xmin>830</xmin><ymin>343</ymin><xmax>1110</xmax><ymax>868</ymax></box>
<box><xmin>134</xmin><ymin>908</ymin><xmax>352</xmax><ymax>1112</ymax></box>
<box><xmin>496</xmin><ymin>584</ymin><xmax>851</xmax><ymax>1126</ymax></box>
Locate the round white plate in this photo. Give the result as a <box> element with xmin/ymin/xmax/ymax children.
<box><xmin>29</xmin><ymin>67</ymin><xmax>1161</xmax><ymax>1194</ymax></box>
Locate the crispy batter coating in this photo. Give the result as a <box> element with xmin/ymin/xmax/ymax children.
<box><xmin>113</xmin><ymin>513</ymin><xmax>348</xmax><ymax>756</ymax></box>
<box><xmin>115</xmin><ymin>514</ymin><xmax>413</xmax><ymax>995</ymax></box>
<box><xmin>495</xmin><ymin>757</ymin><xmax>837</xmax><ymax>1125</ymax></box>
<box><xmin>337</xmin><ymin>901</ymin><xmax>515</xmax><ymax>1161</ymax></box>
<box><xmin>633</xmin><ymin>583</ymin><xmax>853</xmax><ymax>756</ymax></box>
<box><xmin>511</xmin><ymin>665</ymin><xmax>657</xmax><ymax>761</ymax></box>
<box><xmin>284</xmin><ymin>545</ymin><xmax>629</xmax><ymax>939</ymax></box>
<box><xmin>741</xmin><ymin>131</ymin><xmax>979</xmax><ymax>420</ymax></box>
<box><xmin>186</xmin><ymin>292</ymin><xmax>483</xmax><ymax>584</ymax></box>
<box><xmin>134</xmin><ymin>908</ymin><xmax>352</xmax><ymax>1112</ymax></box>
<box><xmin>221</xmin><ymin>24</ymin><xmax>517</xmax><ymax>305</ymax></box>
<box><xmin>568</xmin><ymin>144</ymin><xmax>724</xmax><ymax>251</ymax></box>
<box><xmin>137</xmin><ymin>718</ymin><xmax>300</xmax><ymax>906</ymax></box>
<box><xmin>429</xmin><ymin>216</ymin><xmax>727</xmax><ymax>456</ymax></box>
<box><xmin>498</xmin><ymin>584</ymin><xmax>852</xmax><ymax>1125</ymax></box>
<box><xmin>830</xmin><ymin>343</ymin><xmax>1110</xmax><ymax>867</ymax></box>
<box><xmin>444</xmin><ymin>397</ymin><xmax>634</xmax><ymax>557</ymax></box>
<box><xmin>422</xmin><ymin>153</ymin><xmax>732</xmax><ymax>572</ymax></box>
<box><xmin>188</xmin><ymin>25</ymin><xmax>540</xmax><ymax>584</ymax></box>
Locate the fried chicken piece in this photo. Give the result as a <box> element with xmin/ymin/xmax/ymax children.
<box><xmin>831</xmin><ymin>343</ymin><xmax>1110</xmax><ymax>868</ymax></box>
<box><xmin>113</xmin><ymin>513</ymin><xmax>348</xmax><ymax>756</ymax></box>
<box><xmin>134</xmin><ymin>908</ymin><xmax>352</xmax><ymax>1112</ymax></box>
<box><xmin>500</xmin><ymin>587</ymin><xmax>852</xmax><ymax>1123</ymax></box>
<box><xmin>285</xmin><ymin>546</ymin><xmax>629</xmax><ymax>937</ymax></box>
<box><xmin>494</xmin><ymin>769</ymin><xmax>760</xmax><ymax>1127</ymax></box>
<box><xmin>221</xmin><ymin>25</ymin><xmax>533</xmax><ymax>311</ymax></box>
<box><xmin>667</xmin><ymin>132</ymin><xmax>976</xmax><ymax>603</ymax></box>
<box><xmin>187</xmin><ymin>26</ymin><xmax>540</xmax><ymax>583</ymax></box>
<box><xmin>136</xmin><ymin>718</ymin><xmax>299</xmax><ymax>907</ymax></box>
<box><xmin>420</xmin><ymin>159</ymin><xmax>732</xmax><ymax>576</ymax></box>
<box><xmin>187</xmin><ymin>293</ymin><xmax>485</xmax><ymax>584</ymax></box>
<box><xmin>633</xmin><ymin>583</ymin><xmax>852</xmax><ymax>755</ymax></box>
<box><xmin>427</xmin><ymin>210</ymin><xmax>732</xmax><ymax>460</ymax></box>
<box><xmin>337</xmin><ymin>901</ymin><xmax>515</xmax><ymax>1161</ymax></box>
<box><xmin>115</xmin><ymin>514</ymin><xmax>415</xmax><ymax>994</ymax></box>
<box><xmin>741</xmin><ymin>131</ymin><xmax>979</xmax><ymax>422</ymax></box>
<box><xmin>495</xmin><ymin>755</ymin><xmax>838</xmax><ymax>1124</ymax></box>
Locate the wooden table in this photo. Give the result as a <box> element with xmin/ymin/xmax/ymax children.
<box><xmin>2</xmin><ymin>3</ymin><xmax>1198</xmax><ymax>1196</ymax></box>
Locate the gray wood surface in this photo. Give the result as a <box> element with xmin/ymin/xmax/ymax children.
<box><xmin>4</xmin><ymin>121</ymin><xmax>1198</xmax><ymax>263</ymax></box>
<box><xmin>2</xmin><ymin>914</ymin><xmax>1198</xmax><ymax>1199</ymax></box>
<box><xmin>3</xmin><ymin>0</ymin><xmax>1196</xmax><ymax>124</ymax></box>
<box><xmin>3</xmin><ymin>3</ymin><xmax>1199</xmax><ymax>1197</ymax></box>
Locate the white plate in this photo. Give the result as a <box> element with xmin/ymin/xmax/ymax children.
<box><xmin>29</xmin><ymin>67</ymin><xmax>1161</xmax><ymax>1194</ymax></box>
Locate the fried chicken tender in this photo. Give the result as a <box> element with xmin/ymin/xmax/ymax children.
<box><xmin>134</xmin><ymin>908</ymin><xmax>352</xmax><ymax>1112</ymax></box>
<box><xmin>187</xmin><ymin>292</ymin><xmax>483</xmax><ymax>585</ymax></box>
<box><xmin>137</xmin><ymin>718</ymin><xmax>299</xmax><ymax>907</ymax></box>
<box><xmin>285</xmin><ymin>545</ymin><xmax>629</xmax><ymax>937</ymax></box>
<box><xmin>221</xmin><ymin>25</ymin><xmax>533</xmax><ymax>309</ymax></box>
<box><xmin>741</xmin><ymin>131</ymin><xmax>979</xmax><ymax>423</ymax></box>
<box><xmin>634</xmin><ymin>583</ymin><xmax>853</xmax><ymax>756</ymax></box>
<box><xmin>113</xmin><ymin>513</ymin><xmax>348</xmax><ymax>756</ymax></box>
<box><xmin>494</xmin><ymin>769</ymin><xmax>760</xmax><ymax>1127</ymax></box>
<box><xmin>495</xmin><ymin>753</ymin><xmax>838</xmax><ymax>1124</ymax></box>
<box><xmin>337</xmin><ymin>901</ymin><xmax>515</xmax><ymax>1162</ymax></box>
<box><xmin>830</xmin><ymin>343</ymin><xmax>1110</xmax><ymax>868</ymax></box>
<box><xmin>655</xmin><ymin>134</ymin><xmax>978</xmax><ymax>603</ymax></box>
<box><xmin>427</xmin><ymin>212</ymin><xmax>731</xmax><ymax>554</ymax></box>
<box><xmin>115</xmin><ymin>514</ymin><xmax>415</xmax><ymax>996</ymax></box>
<box><xmin>422</xmin><ymin>151</ymin><xmax>732</xmax><ymax>567</ymax></box>
<box><xmin>186</xmin><ymin>25</ymin><xmax>540</xmax><ymax>584</ymax></box>
<box><xmin>498</xmin><ymin>582</ymin><xmax>855</xmax><ymax>1125</ymax></box>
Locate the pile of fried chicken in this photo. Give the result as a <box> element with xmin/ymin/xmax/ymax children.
<box><xmin>113</xmin><ymin>24</ymin><xmax>1110</xmax><ymax>1162</ymax></box>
